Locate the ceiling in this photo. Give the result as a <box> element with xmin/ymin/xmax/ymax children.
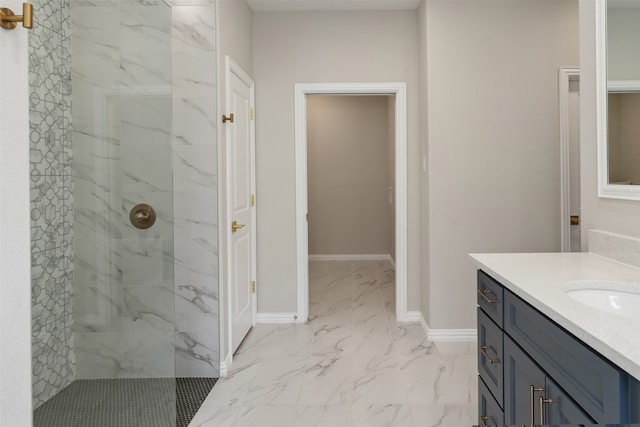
<box><xmin>246</xmin><ymin>0</ymin><xmax>421</xmax><ymax>12</ymax></box>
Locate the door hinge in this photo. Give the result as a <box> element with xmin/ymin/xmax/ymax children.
<box><xmin>251</xmin><ymin>281</ymin><xmax>256</xmax><ymax>293</ymax></box>
<box><xmin>249</xmin><ymin>108</ymin><xmax>254</xmax><ymax>121</ymax></box>
<box><xmin>306</xmin><ymin>213</ymin><xmax>309</xmax><ymax>222</ymax></box>
<box><xmin>251</xmin><ymin>194</ymin><xmax>255</xmax><ymax>207</ymax></box>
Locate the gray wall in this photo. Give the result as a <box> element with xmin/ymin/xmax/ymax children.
<box><xmin>422</xmin><ymin>0</ymin><xmax>579</xmax><ymax>329</ymax></box>
<box><xmin>29</xmin><ymin>0</ymin><xmax>74</xmax><ymax>407</ymax></box>
<box><xmin>253</xmin><ymin>10</ymin><xmax>420</xmax><ymax>314</ymax></box>
<box><xmin>307</xmin><ymin>95</ymin><xmax>393</xmax><ymax>256</ymax></box>
<box><xmin>418</xmin><ymin>0</ymin><xmax>430</xmax><ymax>326</ymax></box>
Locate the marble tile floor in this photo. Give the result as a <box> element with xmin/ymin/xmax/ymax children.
<box><xmin>190</xmin><ymin>260</ymin><xmax>478</xmax><ymax>427</ymax></box>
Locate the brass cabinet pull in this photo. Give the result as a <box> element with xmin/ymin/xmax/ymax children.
<box><xmin>479</xmin><ymin>345</ymin><xmax>499</xmax><ymax>364</ymax></box>
<box><xmin>529</xmin><ymin>385</ymin><xmax>544</xmax><ymax>426</ymax></box>
<box><xmin>479</xmin><ymin>415</ymin><xmax>492</xmax><ymax>426</ymax></box>
<box><xmin>231</xmin><ymin>220</ymin><xmax>245</xmax><ymax>233</ymax></box>
<box><xmin>0</xmin><ymin>3</ymin><xmax>32</xmax><ymax>29</ymax></box>
<box><xmin>222</xmin><ymin>113</ymin><xmax>234</xmax><ymax>123</ymax></box>
<box><xmin>539</xmin><ymin>395</ymin><xmax>553</xmax><ymax>425</ymax></box>
<box><xmin>478</xmin><ymin>289</ymin><xmax>499</xmax><ymax>304</ymax></box>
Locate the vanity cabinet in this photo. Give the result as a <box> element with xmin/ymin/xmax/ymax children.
<box><xmin>503</xmin><ymin>334</ymin><xmax>593</xmax><ymax>425</ymax></box>
<box><xmin>476</xmin><ymin>269</ymin><xmax>640</xmax><ymax>426</ymax></box>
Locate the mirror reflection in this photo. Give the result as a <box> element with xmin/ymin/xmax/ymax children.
<box><xmin>608</xmin><ymin>93</ymin><xmax>640</xmax><ymax>185</ymax></box>
<box><xmin>607</xmin><ymin>1</ymin><xmax>640</xmax><ymax>186</ymax></box>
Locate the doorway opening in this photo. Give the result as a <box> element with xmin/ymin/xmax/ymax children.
<box><xmin>559</xmin><ymin>68</ymin><xmax>581</xmax><ymax>252</ymax></box>
<box><xmin>294</xmin><ymin>83</ymin><xmax>408</xmax><ymax>322</ymax></box>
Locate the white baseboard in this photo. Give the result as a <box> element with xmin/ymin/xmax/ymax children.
<box><xmin>419</xmin><ymin>311</ymin><xmax>429</xmax><ymax>334</ymax></box>
<box><xmin>428</xmin><ymin>328</ymin><xmax>477</xmax><ymax>342</ymax></box>
<box><xmin>309</xmin><ymin>254</ymin><xmax>393</xmax><ymax>262</ymax></box>
<box><xmin>414</xmin><ymin>311</ymin><xmax>477</xmax><ymax>342</ymax></box>
<box><xmin>406</xmin><ymin>310</ymin><xmax>421</xmax><ymax>322</ymax></box>
<box><xmin>219</xmin><ymin>351</ymin><xmax>232</xmax><ymax>377</ymax></box>
<box><xmin>256</xmin><ymin>313</ymin><xmax>305</xmax><ymax>324</ymax></box>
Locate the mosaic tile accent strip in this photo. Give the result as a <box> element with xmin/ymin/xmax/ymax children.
<box><xmin>32</xmin><ymin>316</ymin><xmax>73</xmax><ymax>409</ymax></box>
<box><xmin>29</xmin><ymin>0</ymin><xmax>75</xmax><ymax>408</ymax></box>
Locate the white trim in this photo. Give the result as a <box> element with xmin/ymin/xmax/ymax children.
<box><xmin>219</xmin><ymin>352</ymin><xmax>233</xmax><ymax>377</ymax></box>
<box><xmin>406</xmin><ymin>310</ymin><xmax>421</xmax><ymax>322</ymax></box>
<box><xmin>428</xmin><ymin>328</ymin><xmax>477</xmax><ymax>342</ymax></box>
<box><xmin>419</xmin><ymin>311</ymin><xmax>429</xmax><ymax>335</ymax></box>
<box><xmin>222</xmin><ymin>56</ymin><xmax>257</xmax><ymax>365</ymax></box>
<box><xmin>415</xmin><ymin>312</ymin><xmax>477</xmax><ymax>342</ymax></box>
<box><xmin>309</xmin><ymin>254</ymin><xmax>393</xmax><ymax>262</ymax></box>
<box><xmin>294</xmin><ymin>82</ymin><xmax>409</xmax><ymax>323</ymax></box>
<box><xmin>256</xmin><ymin>313</ymin><xmax>305</xmax><ymax>324</ymax></box>
<box><xmin>596</xmin><ymin>1</ymin><xmax>640</xmax><ymax>200</ymax></box>
<box><xmin>559</xmin><ymin>68</ymin><xmax>580</xmax><ymax>252</ymax></box>
<box><xmin>596</xmin><ymin>0</ymin><xmax>608</xmax><ymax>199</ymax></box>
<box><xmin>608</xmin><ymin>80</ymin><xmax>640</xmax><ymax>92</ymax></box>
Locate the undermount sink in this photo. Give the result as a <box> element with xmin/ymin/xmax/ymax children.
<box><xmin>564</xmin><ymin>280</ymin><xmax>640</xmax><ymax>320</ymax></box>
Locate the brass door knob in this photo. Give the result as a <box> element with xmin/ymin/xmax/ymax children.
<box><xmin>570</xmin><ymin>215</ymin><xmax>580</xmax><ymax>225</ymax></box>
<box><xmin>231</xmin><ymin>220</ymin><xmax>245</xmax><ymax>233</ymax></box>
<box><xmin>130</xmin><ymin>203</ymin><xmax>156</xmax><ymax>229</ymax></box>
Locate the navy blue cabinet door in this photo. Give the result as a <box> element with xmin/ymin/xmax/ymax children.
<box><xmin>544</xmin><ymin>377</ymin><xmax>594</xmax><ymax>425</ymax></box>
<box><xmin>479</xmin><ymin>376</ymin><xmax>504</xmax><ymax>426</ymax></box>
<box><xmin>478</xmin><ymin>309</ymin><xmax>503</xmax><ymax>404</ymax></box>
<box><xmin>504</xmin><ymin>334</ymin><xmax>545</xmax><ymax>425</ymax></box>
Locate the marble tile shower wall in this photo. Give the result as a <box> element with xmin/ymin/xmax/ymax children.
<box><xmin>70</xmin><ymin>0</ymin><xmax>219</xmax><ymax>380</ymax></box>
<box><xmin>71</xmin><ymin>0</ymin><xmax>176</xmax><ymax>379</ymax></box>
<box><xmin>29</xmin><ymin>0</ymin><xmax>75</xmax><ymax>409</ymax></box>
<box><xmin>170</xmin><ymin>0</ymin><xmax>219</xmax><ymax>378</ymax></box>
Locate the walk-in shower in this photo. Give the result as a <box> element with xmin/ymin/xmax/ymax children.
<box><xmin>29</xmin><ymin>0</ymin><xmax>220</xmax><ymax>424</ymax></box>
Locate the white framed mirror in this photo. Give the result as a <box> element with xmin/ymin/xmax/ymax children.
<box><xmin>597</xmin><ymin>0</ymin><xmax>640</xmax><ymax>200</ymax></box>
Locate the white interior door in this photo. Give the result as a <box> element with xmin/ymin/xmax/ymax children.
<box><xmin>226</xmin><ymin>58</ymin><xmax>256</xmax><ymax>354</ymax></box>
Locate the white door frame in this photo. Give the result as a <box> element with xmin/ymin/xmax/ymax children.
<box><xmin>559</xmin><ymin>68</ymin><xmax>580</xmax><ymax>252</ymax></box>
<box><xmin>294</xmin><ymin>82</ymin><xmax>409</xmax><ymax>322</ymax></box>
<box><xmin>222</xmin><ymin>56</ymin><xmax>256</xmax><ymax>373</ymax></box>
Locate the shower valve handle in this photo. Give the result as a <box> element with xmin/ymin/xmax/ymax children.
<box><xmin>130</xmin><ymin>204</ymin><xmax>156</xmax><ymax>229</ymax></box>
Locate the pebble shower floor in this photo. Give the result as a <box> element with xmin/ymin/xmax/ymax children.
<box><xmin>33</xmin><ymin>377</ymin><xmax>217</xmax><ymax>427</ymax></box>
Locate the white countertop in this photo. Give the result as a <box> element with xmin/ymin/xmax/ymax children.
<box><xmin>470</xmin><ymin>252</ymin><xmax>640</xmax><ymax>381</ymax></box>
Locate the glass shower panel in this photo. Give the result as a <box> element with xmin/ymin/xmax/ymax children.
<box><xmin>33</xmin><ymin>0</ymin><xmax>175</xmax><ymax>423</ymax></box>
